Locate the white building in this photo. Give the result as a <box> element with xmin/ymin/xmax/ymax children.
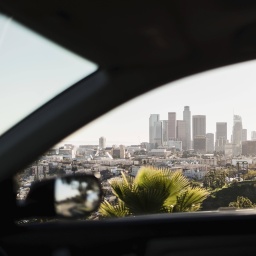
<box><xmin>168</xmin><ymin>140</ymin><xmax>182</xmax><ymax>151</ymax></box>
<box><xmin>183</xmin><ymin>168</ymin><xmax>208</xmax><ymax>180</ymax></box>
<box><xmin>130</xmin><ymin>166</ymin><xmax>141</xmax><ymax>177</ymax></box>
<box><xmin>99</xmin><ymin>136</ymin><xmax>106</xmax><ymax>149</ymax></box>
<box><xmin>59</xmin><ymin>148</ymin><xmax>75</xmax><ymax>160</ymax></box>
<box><xmin>148</xmin><ymin>148</ymin><xmax>171</xmax><ymax>157</ymax></box>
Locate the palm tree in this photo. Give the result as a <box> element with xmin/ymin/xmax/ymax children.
<box><xmin>99</xmin><ymin>166</ymin><xmax>209</xmax><ymax>218</ymax></box>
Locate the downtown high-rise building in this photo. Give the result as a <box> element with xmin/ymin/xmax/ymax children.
<box><xmin>193</xmin><ymin>136</ymin><xmax>207</xmax><ymax>154</ymax></box>
<box><xmin>154</xmin><ymin>121</ymin><xmax>163</xmax><ymax>147</ymax></box>
<box><xmin>216</xmin><ymin>122</ymin><xmax>227</xmax><ymax>140</ymax></box>
<box><xmin>192</xmin><ymin>115</ymin><xmax>206</xmax><ymax>138</ymax></box>
<box><xmin>215</xmin><ymin>122</ymin><xmax>227</xmax><ymax>153</ymax></box>
<box><xmin>192</xmin><ymin>115</ymin><xmax>206</xmax><ymax>153</ymax></box>
<box><xmin>162</xmin><ymin>120</ymin><xmax>168</xmax><ymax>146</ymax></box>
<box><xmin>149</xmin><ymin>114</ymin><xmax>159</xmax><ymax>144</ymax></box>
<box><xmin>183</xmin><ymin>106</ymin><xmax>191</xmax><ymax>150</ymax></box>
<box><xmin>232</xmin><ymin>114</ymin><xmax>243</xmax><ymax>156</ymax></box>
<box><xmin>149</xmin><ymin>114</ymin><xmax>162</xmax><ymax>148</ymax></box>
<box><xmin>206</xmin><ymin>133</ymin><xmax>214</xmax><ymax>153</ymax></box>
<box><xmin>176</xmin><ymin>120</ymin><xmax>186</xmax><ymax>150</ymax></box>
<box><xmin>242</xmin><ymin>129</ymin><xmax>247</xmax><ymax>142</ymax></box>
<box><xmin>168</xmin><ymin>112</ymin><xmax>176</xmax><ymax>140</ymax></box>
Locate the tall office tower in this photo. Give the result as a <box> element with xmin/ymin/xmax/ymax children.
<box><xmin>242</xmin><ymin>129</ymin><xmax>247</xmax><ymax>142</ymax></box>
<box><xmin>242</xmin><ymin>141</ymin><xmax>256</xmax><ymax>156</ymax></box>
<box><xmin>149</xmin><ymin>114</ymin><xmax>162</xmax><ymax>147</ymax></box>
<box><xmin>162</xmin><ymin>120</ymin><xmax>168</xmax><ymax>146</ymax></box>
<box><xmin>99</xmin><ymin>136</ymin><xmax>106</xmax><ymax>149</ymax></box>
<box><xmin>232</xmin><ymin>115</ymin><xmax>243</xmax><ymax>156</ymax></box>
<box><xmin>216</xmin><ymin>122</ymin><xmax>227</xmax><ymax>140</ymax></box>
<box><xmin>252</xmin><ymin>131</ymin><xmax>256</xmax><ymax>140</ymax></box>
<box><xmin>215</xmin><ymin>122</ymin><xmax>227</xmax><ymax>153</ymax></box>
<box><xmin>149</xmin><ymin>114</ymin><xmax>160</xmax><ymax>144</ymax></box>
<box><xmin>183</xmin><ymin>106</ymin><xmax>191</xmax><ymax>150</ymax></box>
<box><xmin>193</xmin><ymin>136</ymin><xmax>207</xmax><ymax>154</ymax></box>
<box><xmin>177</xmin><ymin>120</ymin><xmax>186</xmax><ymax>150</ymax></box>
<box><xmin>192</xmin><ymin>115</ymin><xmax>206</xmax><ymax>152</ymax></box>
<box><xmin>192</xmin><ymin>115</ymin><xmax>206</xmax><ymax>139</ymax></box>
<box><xmin>154</xmin><ymin>120</ymin><xmax>163</xmax><ymax>147</ymax></box>
<box><xmin>168</xmin><ymin>112</ymin><xmax>176</xmax><ymax>140</ymax></box>
<box><xmin>206</xmin><ymin>133</ymin><xmax>214</xmax><ymax>153</ymax></box>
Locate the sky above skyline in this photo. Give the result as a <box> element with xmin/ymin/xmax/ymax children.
<box><xmin>1</xmin><ymin>12</ymin><xmax>256</xmax><ymax>148</ymax></box>
<box><xmin>63</xmin><ymin>59</ymin><xmax>256</xmax><ymax>147</ymax></box>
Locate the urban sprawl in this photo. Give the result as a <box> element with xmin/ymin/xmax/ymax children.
<box><xmin>17</xmin><ymin>106</ymin><xmax>256</xmax><ymax>209</ymax></box>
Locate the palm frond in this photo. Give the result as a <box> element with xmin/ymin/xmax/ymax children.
<box><xmin>108</xmin><ymin>174</ymin><xmax>135</xmax><ymax>201</ymax></box>
<box><xmin>98</xmin><ymin>200</ymin><xmax>130</xmax><ymax>218</ymax></box>
<box><xmin>164</xmin><ymin>171</ymin><xmax>190</xmax><ymax>205</ymax></box>
<box><xmin>103</xmin><ymin>166</ymin><xmax>209</xmax><ymax>217</ymax></box>
<box><xmin>124</xmin><ymin>187</ymin><xmax>171</xmax><ymax>215</ymax></box>
<box><xmin>172</xmin><ymin>187</ymin><xmax>210</xmax><ymax>212</ymax></box>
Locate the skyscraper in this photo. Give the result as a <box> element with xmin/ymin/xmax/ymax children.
<box><xmin>162</xmin><ymin>120</ymin><xmax>168</xmax><ymax>146</ymax></box>
<box><xmin>154</xmin><ymin>121</ymin><xmax>163</xmax><ymax>147</ymax></box>
<box><xmin>206</xmin><ymin>133</ymin><xmax>214</xmax><ymax>153</ymax></box>
<box><xmin>216</xmin><ymin>122</ymin><xmax>227</xmax><ymax>140</ymax></box>
<box><xmin>149</xmin><ymin>114</ymin><xmax>160</xmax><ymax>144</ymax></box>
<box><xmin>183</xmin><ymin>106</ymin><xmax>191</xmax><ymax>150</ymax></box>
<box><xmin>193</xmin><ymin>136</ymin><xmax>207</xmax><ymax>154</ymax></box>
<box><xmin>177</xmin><ymin>120</ymin><xmax>186</xmax><ymax>150</ymax></box>
<box><xmin>149</xmin><ymin>114</ymin><xmax>162</xmax><ymax>147</ymax></box>
<box><xmin>192</xmin><ymin>115</ymin><xmax>206</xmax><ymax>138</ymax></box>
<box><xmin>232</xmin><ymin>115</ymin><xmax>242</xmax><ymax>156</ymax></box>
<box><xmin>242</xmin><ymin>129</ymin><xmax>247</xmax><ymax>142</ymax></box>
<box><xmin>215</xmin><ymin>122</ymin><xmax>227</xmax><ymax>153</ymax></box>
<box><xmin>168</xmin><ymin>112</ymin><xmax>176</xmax><ymax>140</ymax></box>
<box><xmin>192</xmin><ymin>115</ymin><xmax>206</xmax><ymax>152</ymax></box>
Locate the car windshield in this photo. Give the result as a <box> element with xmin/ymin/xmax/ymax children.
<box><xmin>0</xmin><ymin>13</ymin><xmax>98</xmax><ymax>136</ymax></box>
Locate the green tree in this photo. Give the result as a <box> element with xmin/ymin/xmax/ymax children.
<box><xmin>229</xmin><ymin>196</ymin><xmax>255</xmax><ymax>209</ymax></box>
<box><xmin>99</xmin><ymin>166</ymin><xmax>209</xmax><ymax>218</ymax></box>
<box><xmin>203</xmin><ymin>169</ymin><xmax>227</xmax><ymax>190</ymax></box>
<box><xmin>243</xmin><ymin>170</ymin><xmax>256</xmax><ymax>180</ymax></box>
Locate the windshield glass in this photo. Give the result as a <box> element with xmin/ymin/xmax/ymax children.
<box><xmin>0</xmin><ymin>13</ymin><xmax>98</xmax><ymax>136</ymax></box>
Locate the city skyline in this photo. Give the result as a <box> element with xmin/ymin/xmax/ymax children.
<box><xmin>60</xmin><ymin>58</ymin><xmax>256</xmax><ymax>147</ymax></box>
<box><xmin>62</xmin><ymin>79</ymin><xmax>256</xmax><ymax>148</ymax></box>
<box><xmin>59</xmin><ymin>108</ymin><xmax>252</xmax><ymax>148</ymax></box>
<box><xmin>61</xmin><ymin>60</ymin><xmax>256</xmax><ymax>147</ymax></box>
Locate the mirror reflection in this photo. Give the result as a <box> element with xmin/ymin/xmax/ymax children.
<box><xmin>55</xmin><ymin>175</ymin><xmax>102</xmax><ymax>218</ymax></box>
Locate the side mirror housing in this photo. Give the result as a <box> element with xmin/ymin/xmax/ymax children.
<box><xmin>16</xmin><ymin>174</ymin><xmax>102</xmax><ymax>219</ymax></box>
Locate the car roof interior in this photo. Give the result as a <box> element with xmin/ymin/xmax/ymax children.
<box><xmin>1</xmin><ymin>1</ymin><xmax>256</xmax><ymax>256</ymax></box>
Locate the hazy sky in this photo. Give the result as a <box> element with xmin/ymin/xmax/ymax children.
<box><xmin>0</xmin><ymin>14</ymin><xmax>97</xmax><ymax>135</ymax></box>
<box><xmin>63</xmin><ymin>60</ymin><xmax>256</xmax><ymax>146</ymax></box>
<box><xmin>1</xmin><ymin>13</ymin><xmax>256</xmax><ymax>148</ymax></box>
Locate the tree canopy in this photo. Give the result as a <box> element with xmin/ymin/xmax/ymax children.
<box><xmin>99</xmin><ymin>166</ymin><xmax>209</xmax><ymax>218</ymax></box>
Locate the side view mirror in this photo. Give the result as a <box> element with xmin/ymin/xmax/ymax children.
<box><xmin>16</xmin><ymin>174</ymin><xmax>103</xmax><ymax>219</ymax></box>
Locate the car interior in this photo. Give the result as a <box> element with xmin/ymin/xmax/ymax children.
<box><xmin>1</xmin><ymin>0</ymin><xmax>256</xmax><ymax>255</ymax></box>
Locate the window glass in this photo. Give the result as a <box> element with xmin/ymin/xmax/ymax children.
<box><xmin>16</xmin><ymin>59</ymin><xmax>256</xmax><ymax>222</ymax></box>
<box><xmin>0</xmin><ymin>13</ymin><xmax>98</xmax><ymax>136</ymax></box>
